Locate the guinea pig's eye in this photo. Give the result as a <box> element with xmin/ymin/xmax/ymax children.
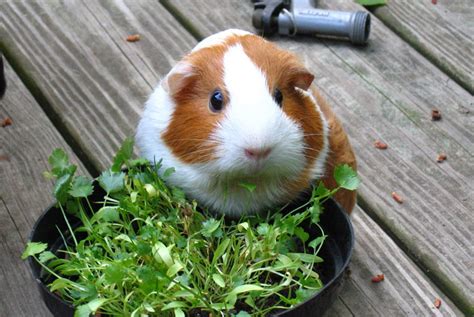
<box><xmin>209</xmin><ymin>89</ymin><xmax>224</xmax><ymax>112</ymax></box>
<box><xmin>273</xmin><ymin>88</ymin><xmax>283</xmax><ymax>107</ymax></box>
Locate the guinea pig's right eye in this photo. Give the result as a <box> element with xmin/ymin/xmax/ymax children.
<box><xmin>209</xmin><ymin>89</ymin><xmax>224</xmax><ymax>112</ymax></box>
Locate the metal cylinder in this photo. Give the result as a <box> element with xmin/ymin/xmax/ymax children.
<box><xmin>277</xmin><ymin>5</ymin><xmax>371</xmax><ymax>44</ymax></box>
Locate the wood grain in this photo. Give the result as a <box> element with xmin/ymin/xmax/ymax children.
<box><xmin>374</xmin><ymin>0</ymin><xmax>474</xmax><ymax>94</ymax></box>
<box><xmin>0</xmin><ymin>59</ymin><xmax>88</xmax><ymax>317</ymax></box>
<box><xmin>0</xmin><ymin>0</ymin><xmax>195</xmax><ymax>171</ymax></box>
<box><xmin>160</xmin><ymin>0</ymin><xmax>474</xmax><ymax>312</ymax></box>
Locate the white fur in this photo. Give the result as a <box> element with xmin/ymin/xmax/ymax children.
<box><xmin>191</xmin><ymin>29</ymin><xmax>253</xmax><ymax>52</ymax></box>
<box><xmin>136</xmin><ymin>31</ymin><xmax>329</xmax><ymax>216</ymax></box>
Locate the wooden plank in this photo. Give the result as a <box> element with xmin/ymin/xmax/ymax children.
<box><xmin>0</xmin><ymin>0</ymin><xmax>470</xmax><ymax>315</ymax></box>
<box><xmin>0</xmin><ymin>59</ymin><xmax>88</xmax><ymax>316</ymax></box>
<box><xmin>159</xmin><ymin>0</ymin><xmax>474</xmax><ymax>312</ymax></box>
<box><xmin>0</xmin><ymin>0</ymin><xmax>195</xmax><ymax>171</ymax></box>
<box><xmin>373</xmin><ymin>0</ymin><xmax>474</xmax><ymax>94</ymax></box>
<box><xmin>339</xmin><ymin>208</ymin><xmax>461</xmax><ymax>316</ymax></box>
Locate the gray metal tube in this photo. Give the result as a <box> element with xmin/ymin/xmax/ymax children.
<box><xmin>278</xmin><ymin>0</ymin><xmax>371</xmax><ymax>44</ymax></box>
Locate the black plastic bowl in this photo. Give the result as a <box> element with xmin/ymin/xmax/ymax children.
<box><xmin>28</xmin><ymin>193</ymin><xmax>354</xmax><ymax>317</ymax></box>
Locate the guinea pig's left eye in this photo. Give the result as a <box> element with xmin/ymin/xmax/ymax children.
<box><xmin>209</xmin><ymin>89</ymin><xmax>224</xmax><ymax>112</ymax></box>
<box><xmin>273</xmin><ymin>88</ymin><xmax>283</xmax><ymax>107</ymax></box>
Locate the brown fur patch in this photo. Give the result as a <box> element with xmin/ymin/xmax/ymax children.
<box><xmin>312</xmin><ymin>88</ymin><xmax>357</xmax><ymax>213</ymax></box>
<box><xmin>162</xmin><ymin>44</ymin><xmax>230</xmax><ymax>163</ymax></box>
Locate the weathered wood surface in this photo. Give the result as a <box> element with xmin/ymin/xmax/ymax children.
<box><xmin>326</xmin><ymin>207</ymin><xmax>461</xmax><ymax>316</ymax></box>
<box><xmin>0</xmin><ymin>59</ymin><xmax>86</xmax><ymax>316</ymax></box>
<box><xmin>0</xmin><ymin>0</ymin><xmax>470</xmax><ymax>315</ymax></box>
<box><xmin>373</xmin><ymin>0</ymin><xmax>474</xmax><ymax>94</ymax></box>
<box><xmin>162</xmin><ymin>0</ymin><xmax>474</xmax><ymax>312</ymax></box>
<box><xmin>0</xmin><ymin>0</ymin><xmax>195</xmax><ymax>171</ymax></box>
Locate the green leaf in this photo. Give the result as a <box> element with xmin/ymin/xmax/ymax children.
<box><xmin>22</xmin><ymin>242</ymin><xmax>48</xmax><ymax>259</ymax></box>
<box><xmin>334</xmin><ymin>164</ymin><xmax>360</xmax><ymax>191</ymax></box>
<box><xmin>74</xmin><ymin>298</ymin><xmax>108</xmax><ymax>317</ymax></box>
<box><xmin>111</xmin><ymin>137</ymin><xmax>134</xmax><ymax>172</ymax></box>
<box><xmin>355</xmin><ymin>0</ymin><xmax>386</xmax><ymax>6</ymax></box>
<box><xmin>314</xmin><ymin>181</ymin><xmax>330</xmax><ymax>198</ymax></box>
<box><xmin>171</xmin><ymin>187</ymin><xmax>186</xmax><ymax>203</ymax></box>
<box><xmin>48</xmin><ymin>149</ymin><xmax>71</xmax><ymax>176</ymax></box>
<box><xmin>235</xmin><ymin>311</ymin><xmax>251</xmax><ymax>317</ymax></box>
<box><xmin>201</xmin><ymin>218</ymin><xmax>221</xmax><ymax>238</ymax></box>
<box><xmin>154</xmin><ymin>242</ymin><xmax>174</xmax><ymax>267</ymax></box>
<box><xmin>213</xmin><ymin>238</ymin><xmax>230</xmax><ymax>263</ymax></box>
<box><xmin>163</xmin><ymin>167</ymin><xmax>176</xmax><ymax>178</ymax></box>
<box><xmin>229</xmin><ymin>284</ymin><xmax>265</xmax><ymax>295</ymax></box>
<box><xmin>98</xmin><ymin>170</ymin><xmax>125</xmax><ymax>194</ymax></box>
<box><xmin>309</xmin><ymin>203</ymin><xmax>322</xmax><ymax>224</ymax></box>
<box><xmin>92</xmin><ymin>206</ymin><xmax>120</xmax><ymax>223</ymax></box>
<box><xmin>166</xmin><ymin>261</ymin><xmax>183</xmax><ymax>277</ymax></box>
<box><xmin>162</xmin><ymin>301</ymin><xmax>187</xmax><ymax>311</ymax></box>
<box><xmin>238</xmin><ymin>182</ymin><xmax>256</xmax><ymax>193</ymax></box>
<box><xmin>288</xmin><ymin>252</ymin><xmax>323</xmax><ymax>263</ymax></box>
<box><xmin>38</xmin><ymin>251</ymin><xmax>56</xmax><ymax>263</ymax></box>
<box><xmin>212</xmin><ymin>273</ymin><xmax>226</xmax><ymax>288</ymax></box>
<box><xmin>256</xmin><ymin>223</ymin><xmax>270</xmax><ymax>236</ymax></box>
<box><xmin>309</xmin><ymin>235</ymin><xmax>327</xmax><ymax>249</ymax></box>
<box><xmin>104</xmin><ymin>262</ymin><xmax>127</xmax><ymax>284</ymax></box>
<box><xmin>53</xmin><ymin>174</ymin><xmax>73</xmax><ymax>204</ymax></box>
<box><xmin>68</xmin><ymin>175</ymin><xmax>93</xmax><ymax>198</ymax></box>
<box><xmin>174</xmin><ymin>308</ymin><xmax>185</xmax><ymax>317</ymax></box>
<box><xmin>294</xmin><ymin>227</ymin><xmax>309</xmax><ymax>243</ymax></box>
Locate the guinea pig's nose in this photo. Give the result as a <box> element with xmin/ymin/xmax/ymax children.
<box><xmin>244</xmin><ymin>147</ymin><xmax>272</xmax><ymax>160</ymax></box>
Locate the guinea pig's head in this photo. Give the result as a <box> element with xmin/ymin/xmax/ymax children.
<box><xmin>136</xmin><ymin>29</ymin><xmax>329</xmax><ymax>216</ymax></box>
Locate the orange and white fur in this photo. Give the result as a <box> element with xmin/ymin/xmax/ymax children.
<box><xmin>136</xmin><ymin>29</ymin><xmax>356</xmax><ymax>216</ymax></box>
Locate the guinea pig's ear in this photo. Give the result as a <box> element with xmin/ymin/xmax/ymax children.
<box><xmin>162</xmin><ymin>61</ymin><xmax>195</xmax><ymax>94</ymax></box>
<box><xmin>290</xmin><ymin>68</ymin><xmax>314</xmax><ymax>91</ymax></box>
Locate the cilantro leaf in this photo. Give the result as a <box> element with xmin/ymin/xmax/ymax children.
<box><xmin>104</xmin><ymin>262</ymin><xmax>127</xmax><ymax>284</ymax></box>
<box><xmin>201</xmin><ymin>219</ymin><xmax>222</xmax><ymax>238</ymax></box>
<box><xmin>334</xmin><ymin>164</ymin><xmax>360</xmax><ymax>190</ymax></box>
<box><xmin>68</xmin><ymin>175</ymin><xmax>93</xmax><ymax>198</ymax></box>
<box><xmin>22</xmin><ymin>242</ymin><xmax>48</xmax><ymax>259</ymax></box>
<box><xmin>238</xmin><ymin>182</ymin><xmax>256</xmax><ymax>193</ymax></box>
<box><xmin>98</xmin><ymin>170</ymin><xmax>125</xmax><ymax>194</ymax></box>
<box><xmin>163</xmin><ymin>167</ymin><xmax>176</xmax><ymax>179</ymax></box>
<box><xmin>54</xmin><ymin>173</ymin><xmax>73</xmax><ymax>204</ymax></box>
<box><xmin>314</xmin><ymin>181</ymin><xmax>330</xmax><ymax>198</ymax></box>
<box><xmin>355</xmin><ymin>0</ymin><xmax>386</xmax><ymax>6</ymax></box>
<box><xmin>74</xmin><ymin>298</ymin><xmax>108</xmax><ymax>317</ymax></box>
<box><xmin>309</xmin><ymin>203</ymin><xmax>322</xmax><ymax>224</ymax></box>
<box><xmin>111</xmin><ymin>137</ymin><xmax>134</xmax><ymax>173</ymax></box>
<box><xmin>48</xmin><ymin>149</ymin><xmax>69</xmax><ymax>176</ymax></box>
<box><xmin>38</xmin><ymin>251</ymin><xmax>56</xmax><ymax>263</ymax></box>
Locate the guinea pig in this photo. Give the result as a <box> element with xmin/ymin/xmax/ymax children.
<box><xmin>136</xmin><ymin>29</ymin><xmax>357</xmax><ymax>217</ymax></box>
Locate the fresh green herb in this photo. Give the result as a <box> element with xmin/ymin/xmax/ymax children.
<box><xmin>355</xmin><ymin>0</ymin><xmax>387</xmax><ymax>7</ymax></box>
<box><xmin>24</xmin><ymin>138</ymin><xmax>359</xmax><ymax>316</ymax></box>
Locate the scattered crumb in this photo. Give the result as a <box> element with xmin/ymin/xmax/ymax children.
<box><xmin>431</xmin><ymin>109</ymin><xmax>442</xmax><ymax>121</ymax></box>
<box><xmin>431</xmin><ymin>0</ymin><xmax>437</xmax><ymax>4</ymax></box>
<box><xmin>371</xmin><ymin>274</ymin><xmax>384</xmax><ymax>283</ymax></box>
<box><xmin>374</xmin><ymin>140</ymin><xmax>388</xmax><ymax>150</ymax></box>
<box><xmin>436</xmin><ymin>153</ymin><xmax>447</xmax><ymax>163</ymax></box>
<box><xmin>126</xmin><ymin>34</ymin><xmax>140</xmax><ymax>42</ymax></box>
<box><xmin>1</xmin><ymin>117</ymin><xmax>12</xmax><ymax>127</ymax></box>
<box><xmin>391</xmin><ymin>192</ymin><xmax>403</xmax><ymax>204</ymax></box>
<box><xmin>434</xmin><ymin>298</ymin><xmax>442</xmax><ymax>309</ymax></box>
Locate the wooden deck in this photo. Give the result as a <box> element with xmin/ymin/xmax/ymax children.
<box><xmin>0</xmin><ymin>0</ymin><xmax>472</xmax><ymax>316</ymax></box>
